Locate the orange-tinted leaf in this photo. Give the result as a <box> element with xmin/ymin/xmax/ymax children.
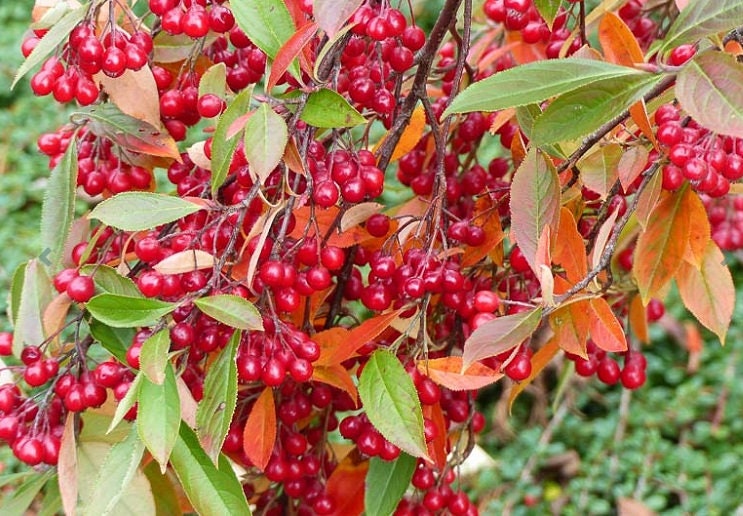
<box><xmin>43</xmin><ymin>293</ymin><xmax>72</xmax><ymax>350</ymax></box>
<box><xmin>422</xmin><ymin>403</ymin><xmax>448</xmax><ymax>470</ymax></box>
<box><xmin>267</xmin><ymin>21</ymin><xmax>317</xmax><ymax>90</ymax></box>
<box><xmin>463</xmin><ymin>198</ymin><xmax>505</xmax><ymax>267</ymax></box>
<box><xmin>588</xmin><ymin>297</ymin><xmax>627</xmax><ymax>352</ymax></box>
<box><xmin>634</xmin><ymin>187</ymin><xmax>692</xmax><ymax>303</ymax></box>
<box><xmin>153</xmin><ymin>250</ymin><xmax>215</xmax><ymax>275</ymax></box>
<box><xmin>618</xmin><ymin>146</ymin><xmax>649</xmax><ymax>193</ymax></box>
<box><xmin>676</xmin><ymin>242</ymin><xmax>734</xmax><ymax>345</ymax></box>
<box><xmin>508</xmin><ymin>337</ymin><xmax>560</xmax><ymax>411</ymax></box>
<box><xmin>629</xmin><ymin>294</ymin><xmax>649</xmax><ymax>344</ymax></box>
<box><xmin>341</xmin><ymin>202</ymin><xmax>385</xmax><ymax>232</ymax></box>
<box><xmin>549</xmin><ymin>300</ymin><xmax>591</xmax><ymax>357</ymax></box>
<box><xmin>578</xmin><ymin>143</ymin><xmax>621</xmax><ymax>199</ymax></box>
<box><xmin>374</xmin><ymin>105</ymin><xmax>426</xmax><ymax>163</ymax></box>
<box><xmin>462</xmin><ymin>308</ymin><xmax>543</xmax><ymax>369</ymax></box>
<box><xmin>684</xmin><ymin>189</ymin><xmax>711</xmax><ymax>268</ymax></box>
<box><xmin>283</xmin><ymin>137</ymin><xmax>306</xmax><ymax>175</ymax></box>
<box><xmin>242</xmin><ymin>387</ymin><xmax>276</xmax><ymax>471</ymax></box>
<box><xmin>317</xmin><ymin>309</ymin><xmax>405</xmax><ymax>366</ymax></box>
<box><xmin>58</xmin><ymin>412</ymin><xmax>78</xmax><ymax>516</ymax></box>
<box><xmin>590</xmin><ymin>206</ymin><xmax>620</xmax><ymax>270</ymax></box>
<box><xmin>488</xmin><ymin>107</ymin><xmax>517</xmax><ymax>134</ymax></box>
<box><xmin>634</xmin><ymin>168</ymin><xmax>662</xmax><ymax>228</ymax></box>
<box><xmin>95</xmin><ymin>66</ymin><xmax>162</xmax><ymax>130</ymax></box>
<box><xmin>416</xmin><ymin>357</ymin><xmax>504</xmax><ymax>391</ymax></box>
<box><xmin>290</xmin><ymin>205</ymin><xmax>373</xmax><ymax>248</ymax></box>
<box><xmin>325</xmin><ymin>452</ymin><xmax>368</xmax><ymax>516</ymax></box>
<box><xmin>311</xmin><ymin>364</ymin><xmax>358</xmax><ymax>404</ymax></box>
<box><xmin>509</xmin><ymin>148</ymin><xmax>561</xmax><ymax>275</ymax></box>
<box><xmin>553</xmin><ymin>207</ymin><xmax>587</xmax><ymax>284</ymax></box>
<box><xmin>629</xmin><ymin>100</ymin><xmax>658</xmax><ymax>148</ymax></box>
<box><xmin>536</xmin><ymin>226</ymin><xmax>555</xmax><ymax>306</ymax></box>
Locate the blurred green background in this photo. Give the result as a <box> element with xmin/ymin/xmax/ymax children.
<box><xmin>1</xmin><ymin>1</ymin><xmax>743</xmax><ymax>514</ymax></box>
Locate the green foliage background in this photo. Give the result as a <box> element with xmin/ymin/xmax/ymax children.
<box><xmin>1</xmin><ymin>1</ymin><xmax>742</xmax><ymax>513</ymax></box>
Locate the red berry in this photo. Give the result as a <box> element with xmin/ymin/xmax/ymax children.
<box><xmin>505</xmin><ymin>353</ymin><xmax>532</xmax><ymax>381</ymax></box>
<box><xmin>66</xmin><ymin>275</ymin><xmax>95</xmax><ymax>302</ymax></box>
<box><xmin>597</xmin><ymin>357</ymin><xmax>620</xmax><ymax>385</ymax></box>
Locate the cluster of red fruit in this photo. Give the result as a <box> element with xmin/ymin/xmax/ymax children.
<box><xmin>567</xmin><ymin>341</ymin><xmax>648</xmax><ymax>390</ymax></box>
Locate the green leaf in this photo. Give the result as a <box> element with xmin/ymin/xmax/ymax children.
<box><xmin>89</xmin><ymin>321</ymin><xmax>133</xmax><ymax>364</ymax></box>
<box><xmin>8</xmin><ymin>262</ymin><xmax>27</xmax><ymax>325</ymax></box>
<box><xmin>198</xmin><ymin>63</ymin><xmax>227</xmax><ymax>100</ymax></box>
<box><xmin>196</xmin><ymin>330</ymin><xmax>239</xmax><ymax>462</ymax></box>
<box><xmin>301</xmin><ymin>88</ymin><xmax>366</xmax><ymax>128</ymax></box>
<box><xmin>659</xmin><ymin>0</ymin><xmax>743</xmax><ymax>56</ymax></box>
<box><xmin>515</xmin><ymin>104</ymin><xmax>565</xmax><ymax>158</ymax></box>
<box><xmin>244</xmin><ymin>103</ymin><xmax>289</xmax><ymax>184</ymax></box>
<box><xmin>81</xmin><ymin>264</ymin><xmax>142</xmax><ymax>297</ymax></box>
<box><xmin>86</xmin><ymin>294</ymin><xmax>176</xmax><ymax>328</ymax></box>
<box><xmin>139</xmin><ymin>329</ymin><xmax>171</xmax><ymax>385</ymax></box>
<box><xmin>211</xmin><ymin>87</ymin><xmax>253</xmax><ymax>196</ymax></box>
<box><xmin>532</xmin><ymin>73</ymin><xmax>664</xmax><ymax>145</ymax></box>
<box><xmin>12</xmin><ymin>259</ymin><xmax>52</xmax><ymax>356</ymax></box>
<box><xmin>12</xmin><ymin>5</ymin><xmax>87</xmax><ymax>88</ymax></box>
<box><xmin>74</xmin><ymin>103</ymin><xmax>180</xmax><ymax>159</ymax></box>
<box><xmin>82</xmin><ymin>424</ymin><xmax>145</xmax><ymax>516</ymax></box>
<box><xmin>193</xmin><ymin>295</ymin><xmax>263</xmax><ymax>331</ymax></box>
<box><xmin>443</xmin><ymin>59</ymin><xmax>645</xmax><ymax>116</ymax></box>
<box><xmin>232</xmin><ymin>0</ymin><xmax>295</xmax><ymax>60</ymax></box>
<box><xmin>676</xmin><ymin>52</ymin><xmax>743</xmax><ymax>139</ymax></box>
<box><xmin>89</xmin><ymin>192</ymin><xmax>203</xmax><ymax>232</ymax></box>
<box><xmin>365</xmin><ymin>453</ymin><xmax>417</xmax><ymax>516</ymax></box>
<box><xmin>108</xmin><ymin>373</ymin><xmax>142</xmax><ymax>434</ymax></box>
<box><xmin>0</xmin><ymin>469</ymin><xmax>55</xmax><ymax>516</ymax></box>
<box><xmin>40</xmin><ymin>139</ymin><xmax>77</xmax><ymax>273</ymax></box>
<box><xmin>358</xmin><ymin>350</ymin><xmax>428</xmax><ymax>460</ymax></box>
<box><xmin>533</xmin><ymin>0</ymin><xmax>563</xmax><ymax>28</ymax></box>
<box><xmin>170</xmin><ymin>423</ymin><xmax>252</xmax><ymax>515</ymax></box>
<box><xmin>138</xmin><ymin>363</ymin><xmax>181</xmax><ymax>472</ymax></box>
<box><xmin>509</xmin><ymin>148</ymin><xmax>561</xmax><ymax>275</ymax></box>
<box><xmin>462</xmin><ymin>308</ymin><xmax>543</xmax><ymax>369</ymax></box>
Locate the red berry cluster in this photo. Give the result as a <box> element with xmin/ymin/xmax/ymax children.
<box><xmin>567</xmin><ymin>341</ymin><xmax>647</xmax><ymax>390</ymax></box>
<box><xmin>311</xmin><ymin>148</ymin><xmax>385</xmax><ymax>207</ymax></box>
<box><xmin>618</xmin><ymin>0</ymin><xmax>660</xmax><ymax>50</ymax></box>
<box><xmin>701</xmin><ymin>194</ymin><xmax>743</xmax><ymax>251</ymax></box>
<box><xmin>657</xmin><ymin>103</ymin><xmax>743</xmax><ymax>198</ymax></box>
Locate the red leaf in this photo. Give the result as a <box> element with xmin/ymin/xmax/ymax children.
<box><xmin>317</xmin><ymin>309</ymin><xmax>405</xmax><ymax>366</ymax></box>
<box><xmin>325</xmin><ymin>452</ymin><xmax>369</xmax><ymax>516</ymax></box>
<box><xmin>267</xmin><ymin>21</ymin><xmax>318</xmax><ymax>91</ymax></box>
<box><xmin>588</xmin><ymin>298</ymin><xmax>628</xmax><ymax>352</ymax></box>
<box><xmin>416</xmin><ymin>357</ymin><xmax>504</xmax><ymax>391</ymax></box>
<box><xmin>422</xmin><ymin>403</ymin><xmax>448</xmax><ymax>470</ymax></box>
<box><xmin>552</xmin><ymin>208</ymin><xmax>587</xmax><ymax>284</ymax></box>
<box><xmin>242</xmin><ymin>387</ymin><xmax>276</xmax><ymax>471</ymax></box>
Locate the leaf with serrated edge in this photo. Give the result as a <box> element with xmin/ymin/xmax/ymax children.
<box><xmin>533</xmin><ymin>0</ymin><xmax>563</xmax><ymax>28</ymax></box>
<box><xmin>676</xmin><ymin>52</ymin><xmax>743</xmax><ymax>139</ymax></box>
<box><xmin>509</xmin><ymin>148</ymin><xmax>561</xmax><ymax>276</ymax></box>
<box><xmin>108</xmin><ymin>373</ymin><xmax>143</xmax><ymax>434</ymax></box>
<box><xmin>82</xmin><ymin>424</ymin><xmax>144</xmax><ymax>516</ymax></box>
<box><xmin>242</xmin><ymin>387</ymin><xmax>276</xmax><ymax>471</ymax></box>
<box><xmin>244</xmin><ymin>103</ymin><xmax>288</xmax><ymax>183</ymax></box>
<box><xmin>153</xmin><ymin>249</ymin><xmax>215</xmax><ymax>275</ymax></box>
<box><xmin>553</xmin><ymin>208</ymin><xmax>587</xmax><ymax>284</ymax></box>
<box><xmin>96</xmin><ymin>66</ymin><xmax>163</xmax><ymax>130</ymax></box>
<box><xmin>138</xmin><ymin>364</ymin><xmax>180</xmax><ymax>473</ymax></box>
<box><xmin>677</xmin><ymin>242</ymin><xmax>734</xmax><ymax>345</ymax></box>
<box><xmin>12</xmin><ymin>5</ymin><xmax>86</xmax><ymax>88</ymax></box>
<box><xmin>359</xmin><ymin>350</ymin><xmax>429</xmax><ymax>460</ymax></box>
<box><xmin>41</xmin><ymin>140</ymin><xmax>77</xmax><ymax>272</ymax></box>
<box><xmin>588</xmin><ymin>297</ymin><xmax>628</xmax><ymax>352</ymax></box>
<box><xmin>13</xmin><ymin>260</ymin><xmax>52</xmax><ymax>356</ymax></box>
<box><xmin>532</xmin><ymin>74</ymin><xmax>664</xmax><ymax>145</ymax></box>
<box><xmin>89</xmin><ymin>192</ymin><xmax>203</xmax><ymax>232</ymax></box>
<box><xmin>416</xmin><ymin>357</ymin><xmax>504</xmax><ymax>391</ymax></box>
<box><xmin>211</xmin><ymin>87</ymin><xmax>253</xmax><ymax>196</ymax></box>
<box><xmin>198</xmin><ymin>63</ymin><xmax>227</xmax><ymax>99</ymax></box>
<box><xmin>267</xmin><ymin>21</ymin><xmax>318</xmax><ymax>90</ymax></box>
<box><xmin>196</xmin><ymin>330</ymin><xmax>239</xmax><ymax>463</ymax></box>
<box><xmin>0</xmin><ymin>469</ymin><xmax>54</xmax><ymax>514</ymax></box>
<box><xmin>86</xmin><ymin>294</ymin><xmax>176</xmax><ymax>328</ymax></box>
<box><xmin>633</xmin><ymin>187</ymin><xmax>691</xmax><ymax>303</ymax></box>
<box><xmin>365</xmin><ymin>454</ymin><xmax>417</xmax><ymax>516</ymax></box>
<box><xmin>462</xmin><ymin>308</ymin><xmax>543</xmax><ymax>369</ymax></box>
<box><xmin>81</xmin><ymin>264</ymin><xmax>141</xmax><ymax>297</ymax></box>
<box><xmin>659</xmin><ymin>0</ymin><xmax>743</xmax><ymax>56</ymax></box>
<box><xmin>194</xmin><ymin>295</ymin><xmax>263</xmax><ymax>331</ymax></box>
<box><xmin>139</xmin><ymin>329</ymin><xmax>170</xmax><ymax>385</ymax></box>
<box><xmin>578</xmin><ymin>143</ymin><xmax>622</xmax><ymax>199</ymax></box>
<box><xmin>444</xmin><ymin>58</ymin><xmax>645</xmax><ymax>116</ymax></box>
<box><xmin>301</xmin><ymin>88</ymin><xmax>366</xmax><ymax>128</ymax></box>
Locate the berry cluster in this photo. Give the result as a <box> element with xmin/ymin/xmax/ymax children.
<box><xmin>567</xmin><ymin>340</ymin><xmax>648</xmax><ymax>390</ymax></box>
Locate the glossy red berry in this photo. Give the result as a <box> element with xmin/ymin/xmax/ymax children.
<box><xmin>66</xmin><ymin>275</ymin><xmax>95</xmax><ymax>302</ymax></box>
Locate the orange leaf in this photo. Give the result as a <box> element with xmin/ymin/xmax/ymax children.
<box><xmin>267</xmin><ymin>21</ymin><xmax>318</xmax><ymax>91</ymax></box>
<box><xmin>43</xmin><ymin>293</ymin><xmax>72</xmax><ymax>350</ymax></box>
<box><xmin>416</xmin><ymin>357</ymin><xmax>504</xmax><ymax>391</ymax></box>
<box><xmin>242</xmin><ymin>387</ymin><xmax>276</xmax><ymax>471</ymax></box>
<box><xmin>283</xmin><ymin>137</ymin><xmax>306</xmax><ymax>175</ymax></box>
<box><xmin>676</xmin><ymin>242</ymin><xmax>734</xmax><ymax>345</ymax></box>
<box><xmin>463</xmin><ymin>198</ymin><xmax>505</xmax><ymax>267</ymax></box>
<box><xmin>95</xmin><ymin>66</ymin><xmax>163</xmax><ymax>131</ymax></box>
<box><xmin>508</xmin><ymin>337</ymin><xmax>560</xmax><ymax>411</ymax></box>
<box><xmin>629</xmin><ymin>100</ymin><xmax>658</xmax><ymax>149</ymax></box>
<box><xmin>374</xmin><ymin>105</ymin><xmax>426</xmax><ymax>163</ymax></box>
<box><xmin>634</xmin><ymin>168</ymin><xmax>662</xmax><ymax>229</ymax></box>
<box><xmin>488</xmin><ymin>107</ymin><xmax>516</xmax><ymax>134</ymax></box>
<box><xmin>325</xmin><ymin>452</ymin><xmax>368</xmax><ymax>516</ymax></box>
<box><xmin>311</xmin><ymin>364</ymin><xmax>358</xmax><ymax>405</ymax></box>
<box><xmin>553</xmin><ymin>208</ymin><xmax>587</xmax><ymax>284</ymax></box>
<box><xmin>628</xmin><ymin>294</ymin><xmax>649</xmax><ymax>344</ymax></box>
<box><xmin>588</xmin><ymin>297</ymin><xmax>628</xmax><ymax>352</ymax></box>
<box><xmin>618</xmin><ymin>146</ymin><xmax>649</xmax><ymax>193</ymax></box>
<box><xmin>549</xmin><ymin>300</ymin><xmax>591</xmax><ymax>357</ymax></box>
<box><xmin>683</xmin><ymin>189</ymin><xmax>712</xmax><ymax>268</ymax></box>
<box><xmin>290</xmin><ymin>205</ymin><xmax>373</xmax><ymax>248</ymax></box>
<box><xmin>422</xmin><ymin>403</ymin><xmax>448</xmax><ymax>470</ymax></box>
<box><xmin>633</xmin><ymin>187</ymin><xmax>692</xmax><ymax>303</ymax></box>
<box><xmin>317</xmin><ymin>309</ymin><xmax>405</xmax><ymax>366</ymax></box>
